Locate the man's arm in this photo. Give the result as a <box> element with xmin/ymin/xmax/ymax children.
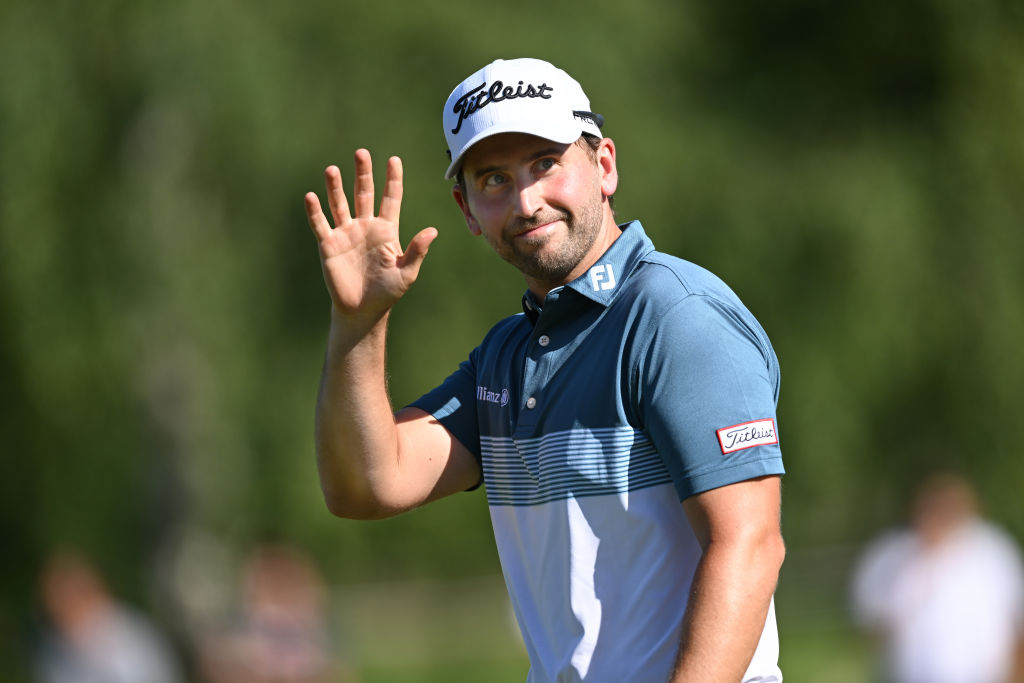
<box><xmin>671</xmin><ymin>475</ymin><xmax>785</xmax><ymax>682</ymax></box>
<box><xmin>1013</xmin><ymin>636</ymin><xmax>1024</xmax><ymax>683</ymax></box>
<box><xmin>305</xmin><ymin>150</ymin><xmax>481</xmax><ymax>520</ymax></box>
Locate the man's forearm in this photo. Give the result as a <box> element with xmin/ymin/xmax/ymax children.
<box><xmin>670</xmin><ymin>537</ymin><xmax>784</xmax><ymax>682</ymax></box>
<box><xmin>314</xmin><ymin>308</ymin><xmax>402</xmax><ymax>519</ymax></box>
<box><xmin>1012</xmin><ymin>636</ymin><xmax>1024</xmax><ymax>683</ymax></box>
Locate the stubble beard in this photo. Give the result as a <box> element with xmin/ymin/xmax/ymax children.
<box><xmin>492</xmin><ymin>194</ymin><xmax>605</xmax><ymax>285</ymax></box>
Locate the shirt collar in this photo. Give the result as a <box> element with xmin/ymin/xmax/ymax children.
<box><xmin>564</xmin><ymin>220</ymin><xmax>654</xmax><ymax>306</ymax></box>
<box><xmin>522</xmin><ymin>289</ymin><xmax>542</xmax><ymax>323</ymax></box>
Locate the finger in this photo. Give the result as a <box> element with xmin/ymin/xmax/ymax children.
<box><xmin>379</xmin><ymin>156</ymin><xmax>403</xmax><ymax>224</ymax></box>
<box><xmin>304</xmin><ymin>192</ymin><xmax>332</xmax><ymax>241</ymax></box>
<box><xmin>353</xmin><ymin>149</ymin><xmax>375</xmax><ymax>218</ymax></box>
<box><xmin>324</xmin><ymin>165</ymin><xmax>351</xmax><ymax>227</ymax></box>
<box><xmin>398</xmin><ymin>227</ymin><xmax>438</xmax><ymax>283</ymax></box>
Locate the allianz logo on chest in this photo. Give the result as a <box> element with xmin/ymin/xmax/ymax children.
<box><xmin>477</xmin><ymin>385</ymin><xmax>510</xmax><ymax>407</ymax></box>
<box><xmin>589</xmin><ymin>263</ymin><xmax>616</xmax><ymax>292</ymax></box>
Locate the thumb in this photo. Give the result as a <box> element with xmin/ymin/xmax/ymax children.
<box><xmin>399</xmin><ymin>227</ymin><xmax>438</xmax><ymax>282</ymax></box>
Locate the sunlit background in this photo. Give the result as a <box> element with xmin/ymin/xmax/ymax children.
<box><xmin>2</xmin><ymin>1</ymin><xmax>1023</xmax><ymax>681</ymax></box>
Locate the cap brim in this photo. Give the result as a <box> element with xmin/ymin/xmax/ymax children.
<box><xmin>444</xmin><ymin>119</ymin><xmax>592</xmax><ymax>180</ymax></box>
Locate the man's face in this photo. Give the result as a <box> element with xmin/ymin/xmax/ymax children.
<box><xmin>453</xmin><ymin>133</ymin><xmax>613</xmax><ymax>288</ymax></box>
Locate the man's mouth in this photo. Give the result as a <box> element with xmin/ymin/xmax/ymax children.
<box><xmin>516</xmin><ymin>221</ymin><xmax>557</xmax><ymax>238</ymax></box>
<box><xmin>511</xmin><ymin>213</ymin><xmax>569</xmax><ymax>239</ymax></box>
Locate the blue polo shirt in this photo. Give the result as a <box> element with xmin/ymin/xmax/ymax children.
<box><xmin>411</xmin><ymin>220</ymin><xmax>784</xmax><ymax>682</ymax></box>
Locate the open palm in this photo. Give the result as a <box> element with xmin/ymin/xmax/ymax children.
<box><xmin>305</xmin><ymin>150</ymin><xmax>437</xmax><ymax>322</ymax></box>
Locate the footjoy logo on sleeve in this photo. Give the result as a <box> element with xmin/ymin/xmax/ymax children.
<box><xmin>716</xmin><ymin>419</ymin><xmax>779</xmax><ymax>455</ymax></box>
<box><xmin>589</xmin><ymin>264</ymin><xmax>616</xmax><ymax>292</ymax></box>
<box><xmin>477</xmin><ymin>385</ymin><xmax>510</xmax><ymax>407</ymax></box>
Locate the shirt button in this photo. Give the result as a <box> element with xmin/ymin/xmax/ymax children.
<box><xmin>538</xmin><ymin>335</ymin><xmax>550</xmax><ymax>347</ymax></box>
<box><xmin>526</xmin><ymin>397</ymin><xmax>537</xmax><ymax>409</ymax></box>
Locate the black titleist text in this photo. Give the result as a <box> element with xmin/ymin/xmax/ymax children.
<box><xmin>451</xmin><ymin>80</ymin><xmax>554</xmax><ymax>134</ymax></box>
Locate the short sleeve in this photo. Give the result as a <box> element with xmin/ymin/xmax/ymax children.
<box><xmin>408</xmin><ymin>346</ymin><xmax>482</xmax><ymax>464</ymax></box>
<box><xmin>637</xmin><ymin>294</ymin><xmax>784</xmax><ymax>500</ymax></box>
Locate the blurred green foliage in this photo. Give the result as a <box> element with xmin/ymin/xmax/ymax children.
<box><xmin>2</xmin><ymin>0</ymin><xmax>1023</xmax><ymax>678</ymax></box>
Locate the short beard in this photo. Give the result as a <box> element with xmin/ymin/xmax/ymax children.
<box><xmin>492</xmin><ymin>195</ymin><xmax>605</xmax><ymax>284</ymax></box>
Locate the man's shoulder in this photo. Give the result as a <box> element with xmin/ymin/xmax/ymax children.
<box><xmin>639</xmin><ymin>251</ymin><xmax>731</xmax><ymax>291</ymax></box>
<box><xmin>621</xmin><ymin>250</ymin><xmax>746</xmax><ymax>313</ymax></box>
<box><xmin>964</xmin><ymin>519</ymin><xmax>1024</xmax><ymax>561</ymax></box>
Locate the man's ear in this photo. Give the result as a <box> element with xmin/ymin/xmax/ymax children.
<box><xmin>452</xmin><ymin>184</ymin><xmax>482</xmax><ymax>236</ymax></box>
<box><xmin>597</xmin><ymin>138</ymin><xmax>619</xmax><ymax>199</ymax></box>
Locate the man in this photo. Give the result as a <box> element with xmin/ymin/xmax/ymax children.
<box><xmin>35</xmin><ymin>549</ymin><xmax>184</xmax><ymax>683</ymax></box>
<box><xmin>304</xmin><ymin>57</ymin><xmax>786</xmax><ymax>682</ymax></box>
<box><xmin>851</xmin><ymin>472</ymin><xmax>1024</xmax><ymax>683</ymax></box>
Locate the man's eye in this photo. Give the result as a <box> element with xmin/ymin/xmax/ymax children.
<box><xmin>484</xmin><ymin>173</ymin><xmax>506</xmax><ymax>187</ymax></box>
<box><xmin>537</xmin><ymin>158</ymin><xmax>555</xmax><ymax>171</ymax></box>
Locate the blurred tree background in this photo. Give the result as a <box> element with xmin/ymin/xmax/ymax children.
<box><xmin>1</xmin><ymin>0</ymin><xmax>1022</xmax><ymax>680</ymax></box>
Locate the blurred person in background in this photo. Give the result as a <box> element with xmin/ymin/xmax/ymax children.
<box><xmin>198</xmin><ymin>542</ymin><xmax>356</xmax><ymax>683</ymax></box>
<box><xmin>851</xmin><ymin>471</ymin><xmax>1024</xmax><ymax>683</ymax></box>
<box><xmin>34</xmin><ymin>548</ymin><xmax>183</xmax><ymax>683</ymax></box>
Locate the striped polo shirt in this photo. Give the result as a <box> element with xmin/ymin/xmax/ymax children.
<box><xmin>411</xmin><ymin>220</ymin><xmax>785</xmax><ymax>682</ymax></box>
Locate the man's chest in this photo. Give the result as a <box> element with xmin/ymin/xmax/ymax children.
<box><xmin>471</xmin><ymin>304</ymin><xmax>672</xmax><ymax>506</ymax></box>
<box><xmin>474</xmin><ymin>306</ymin><xmax>632</xmax><ymax>440</ymax></box>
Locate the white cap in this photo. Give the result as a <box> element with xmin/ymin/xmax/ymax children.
<box><xmin>442</xmin><ymin>58</ymin><xmax>604</xmax><ymax>179</ymax></box>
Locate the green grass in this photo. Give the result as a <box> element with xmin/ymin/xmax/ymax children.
<box><xmin>779</xmin><ymin>624</ymin><xmax>874</xmax><ymax>683</ymax></box>
<box><xmin>359</xmin><ymin>656</ymin><xmax>529</xmax><ymax>683</ymax></box>
<box><xmin>332</xmin><ymin>575</ymin><xmax>529</xmax><ymax>682</ymax></box>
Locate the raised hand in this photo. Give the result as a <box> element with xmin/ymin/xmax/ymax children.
<box><xmin>305</xmin><ymin>149</ymin><xmax>437</xmax><ymax>325</ymax></box>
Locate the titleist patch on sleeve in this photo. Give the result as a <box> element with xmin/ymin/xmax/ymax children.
<box><xmin>716</xmin><ymin>419</ymin><xmax>779</xmax><ymax>455</ymax></box>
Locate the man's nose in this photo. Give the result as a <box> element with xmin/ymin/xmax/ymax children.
<box><xmin>514</xmin><ymin>180</ymin><xmax>543</xmax><ymax>217</ymax></box>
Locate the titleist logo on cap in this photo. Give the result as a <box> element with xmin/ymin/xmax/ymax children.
<box><xmin>442</xmin><ymin>58</ymin><xmax>601</xmax><ymax>179</ymax></box>
<box><xmin>450</xmin><ymin>80</ymin><xmax>554</xmax><ymax>135</ymax></box>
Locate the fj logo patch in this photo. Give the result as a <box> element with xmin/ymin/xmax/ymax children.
<box><xmin>717</xmin><ymin>419</ymin><xmax>779</xmax><ymax>455</ymax></box>
<box><xmin>589</xmin><ymin>263</ymin><xmax>616</xmax><ymax>292</ymax></box>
